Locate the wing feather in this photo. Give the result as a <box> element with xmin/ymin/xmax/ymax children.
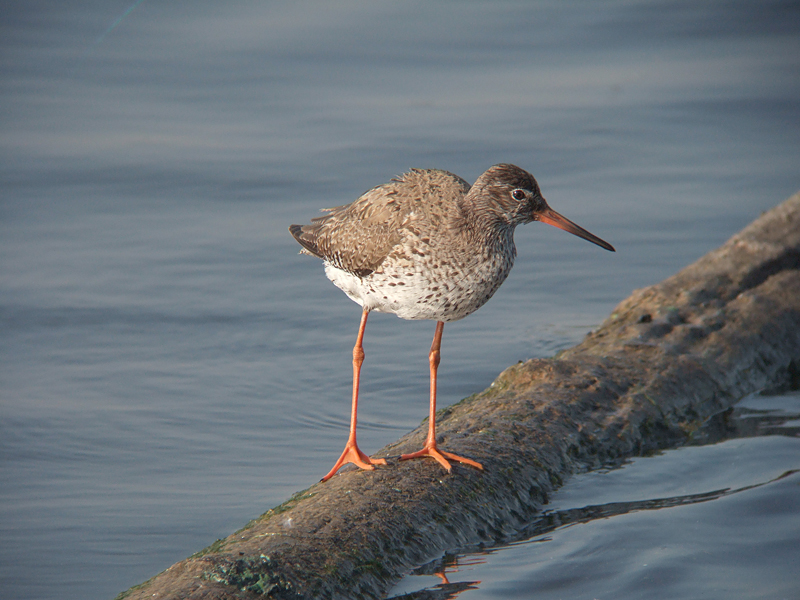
<box><xmin>289</xmin><ymin>169</ymin><xmax>470</xmax><ymax>277</ymax></box>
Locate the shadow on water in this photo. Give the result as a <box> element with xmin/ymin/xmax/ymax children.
<box><xmin>387</xmin><ymin>393</ymin><xmax>800</xmax><ymax>599</ymax></box>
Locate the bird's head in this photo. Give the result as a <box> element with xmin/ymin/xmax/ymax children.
<box><xmin>468</xmin><ymin>163</ymin><xmax>615</xmax><ymax>252</ymax></box>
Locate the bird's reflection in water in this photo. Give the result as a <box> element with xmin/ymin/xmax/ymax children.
<box><xmin>388</xmin><ymin>552</ymin><xmax>484</xmax><ymax>599</ymax></box>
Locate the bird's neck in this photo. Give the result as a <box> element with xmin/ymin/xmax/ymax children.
<box><xmin>453</xmin><ymin>195</ymin><xmax>516</xmax><ymax>249</ymax></box>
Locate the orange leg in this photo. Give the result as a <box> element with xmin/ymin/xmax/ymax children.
<box><xmin>400</xmin><ymin>321</ymin><xmax>483</xmax><ymax>472</ymax></box>
<box><xmin>321</xmin><ymin>309</ymin><xmax>387</xmax><ymax>481</ymax></box>
<box><xmin>435</xmin><ymin>571</ymin><xmax>450</xmax><ymax>585</ymax></box>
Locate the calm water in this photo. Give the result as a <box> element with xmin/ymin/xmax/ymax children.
<box><xmin>1</xmin><ymin>2</ymin><xmax>799</xmax><ymax>599</ymax></box>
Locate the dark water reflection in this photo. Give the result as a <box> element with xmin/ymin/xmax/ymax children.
<box><xmin>1</xmin><ymin>1</ymin><xmax>799</xmax><ymax>599</ymax></box>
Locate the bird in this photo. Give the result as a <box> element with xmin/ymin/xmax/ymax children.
<box><xmin>289</xmin><ymin>164</ymin><xmax>614</xmax><ymax>481</ymax></box>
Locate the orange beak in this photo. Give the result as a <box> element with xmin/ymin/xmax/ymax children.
<box><xmin>536</xmin><ymin>205</ymin><xmax>615</xmax><ymax>252</ymax></box>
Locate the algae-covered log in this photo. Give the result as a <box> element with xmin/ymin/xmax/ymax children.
<box><xmin>117</xmin><ymin>192</ymin><xmax>800</xmax><ymax>600</ymax></box>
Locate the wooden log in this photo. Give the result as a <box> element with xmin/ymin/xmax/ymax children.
<box><xmin>117</xmin><ymin>192</ymin><xmax>800</xmax><ymax>600</ymax></box>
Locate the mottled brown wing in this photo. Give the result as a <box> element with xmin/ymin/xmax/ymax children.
<box><xmin>289</xmin><ymin>169</ymin><xmax>470</xmax><ymax>277</ymax></box>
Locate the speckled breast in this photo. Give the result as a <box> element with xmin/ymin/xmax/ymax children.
<box><xmin>325</xmin><ymin>239</ymin><xmax>516</xmax><ymax>322</ymax></box>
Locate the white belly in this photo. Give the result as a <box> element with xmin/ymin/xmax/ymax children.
<box><xmin>323</xmin><ymin>249</ymin><xmax>513</xmax><ymax>322</ymax></box>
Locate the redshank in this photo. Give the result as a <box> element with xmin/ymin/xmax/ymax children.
<box><xmin>290</xmin><ymin>164</ymin><xmax>614</xmax><ymax>481</ymax></box>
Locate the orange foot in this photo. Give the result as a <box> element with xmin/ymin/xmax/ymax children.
<box><xmin>400</xmin><ymin>444</ymin><xmax>483</xmax><ymax>472</ymax></box>
<box><xmin>321</xmin><ymin>441</ymin><xmax>387</xmax><ymax>481</ymax></box>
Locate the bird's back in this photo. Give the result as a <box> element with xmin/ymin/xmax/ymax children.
<box><xmin>289</xmin><ymin>169</ymin><xmax>471</xmax><ymax>277</ymax></box>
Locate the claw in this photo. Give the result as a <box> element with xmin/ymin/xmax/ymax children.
<box><xmin>321</xmin><ymin>441</ymin><xmax>387</xmax><ymax>481</ymax></box>
<box><xmin>400</xmin><ymin>444</ymin><xmax>482</xmax><ymax>472</ymax></box>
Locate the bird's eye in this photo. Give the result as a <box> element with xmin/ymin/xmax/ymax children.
<box><xmin>511</xmin><ymin>189</ymin><xmax>526</xmax><ymax>201</ymax></box>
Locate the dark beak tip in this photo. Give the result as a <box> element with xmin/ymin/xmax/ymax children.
<box><xmin>536</xmin><ymin>206</ymin><xmax>615</xmax><ymax>253</ymax></box>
